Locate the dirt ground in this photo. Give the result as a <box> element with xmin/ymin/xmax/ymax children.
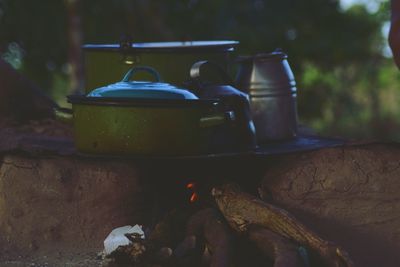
<box><xmin>0</xmin><ymin>252</ymin><xmax>101</xmax><ymax>267</ymax></box>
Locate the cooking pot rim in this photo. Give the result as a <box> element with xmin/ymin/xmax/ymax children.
<box><xmin>68</xmin><ymin>95</ymin><xmax>221</xmax><ymax>108</ymax></box>
<box><xmin>236</xmin><ymin>51</ymin><xmax>288</xmax><ymax>62</ymax></box>
<box><xmin>82</xmin><ymin>40</ymin><xmax>239</xmax><ymax>53</ymax></box>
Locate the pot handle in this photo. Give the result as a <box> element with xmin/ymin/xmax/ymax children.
<box><xmin>199</xmin><ymin>111</ymin><xmax>235</xmax><ymax>128</ymax></box>
<box><xmin>122</xmin><ymin>66</ymin><xmax>162</xmax><ymax>82</ymax></box>
<box><xmin>190</xmin><ymin>60</ymin><xmax>234</xmax><ymax>85</ymax></box>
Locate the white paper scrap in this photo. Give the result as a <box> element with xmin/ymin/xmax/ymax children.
<box><xmin>103</xmin><ymin>225</ymin><xmax>145</xmax><ymax>255</ymax></box>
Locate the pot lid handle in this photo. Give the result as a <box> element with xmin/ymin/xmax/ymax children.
<box><xmin>122</xmin><ymin>66</ymin><xmax>162</xmax><ymax>82</ymax></box>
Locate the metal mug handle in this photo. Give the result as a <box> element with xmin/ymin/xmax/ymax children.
<box><xmin>190</xmin><ymin>60</ymin><xmax>234</xmax><ymax>85</ymax></box>
<box><xmin>122</xmin><ymin>66</ymin><xmax>162</xmax><ymax>82</ymax></box>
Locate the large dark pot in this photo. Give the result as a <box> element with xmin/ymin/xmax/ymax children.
<box><xmin>68</xmin><ymin>67</ymin><xmax>237</xmax><ymax>156</ymax></box>
<box><xmin>83</xmin><ymin>40</ymin><xmax>238</xmax><ymax>93</ymax></box>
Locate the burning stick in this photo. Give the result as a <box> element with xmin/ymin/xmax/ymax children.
<box><xmin>212</xmin><ymin>184</ymin><xmax>354</xmax><ymax>267</ymax></box>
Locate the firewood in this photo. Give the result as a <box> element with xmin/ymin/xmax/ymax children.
<box><xmin>173</xmin><ymin>235</ymin><xmax>198</xmax><ymax>259</ymax></box>
<box><xmin>106</xmin><ymin>236</ymin><xmax>173</xmax><ymax>267</ymax></box>
<box><xmin>174</xmin><ymin>208</ymin><xmax>234</xmax><ymax>267</ymax></box>
<box><xmin>247</xmin><ymin>225</ymin><xmax>305</xmax><ymax>267</ymax></box>
<box><xmin>104</xmin><ymin>208</ymin><xmax>192</xmax><ymax>267</ymax></box>
<box><xmin>212</xmin><ymin>184</ymin><xmax>354</xmax><ymax>267</ymax></box>
<box><xmin>108</xmin><ymin>237</ymin><xmax>146</xmax><ymax>265</ymax></box>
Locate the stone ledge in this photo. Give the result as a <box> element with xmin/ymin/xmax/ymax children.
<box><xmin>261</xmin><ymin>143</ymin><xmax>400</xmax><ymax>267</ymax></box>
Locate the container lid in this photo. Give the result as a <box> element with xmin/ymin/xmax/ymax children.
<box><xmin>87</xmin><ymin>67</ymin><xmax>198</xmax><ymax>100</ymax></box>
<box><xmin>83</xmin><ymin>40</ymin><xmax>239</xmax><ymax>53</ymax></box>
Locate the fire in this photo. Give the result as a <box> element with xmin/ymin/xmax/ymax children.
<box><xmin>186</xmin><ymin>182</ymin><xmax>198</xmax><ymax>203</ymax></box>
<box><xmin>186</xmin><ymin>183</ymin><xmax>195</xmax><ymax>189</ymax></box>
<box><xmin>190</xmin><ymin>192</ymin><xmax>198</xmax><ymax>203</ymax></box>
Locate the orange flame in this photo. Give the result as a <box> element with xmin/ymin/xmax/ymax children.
<box><xmin>186</xmin><ymin>183</ymin><xmax>198</xmax><ymax>203</ymax></box>
<box><xmin>190</xmin><ymin>192</ymin><xmax>198</xmax><ymax>203</ymax></box>
<box><xmin>186</xmin><ymin>183</ymin><xmax>195</xmax><ymax>189</ymax></box>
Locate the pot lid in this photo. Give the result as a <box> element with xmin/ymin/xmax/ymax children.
<box><xmin>83</xmin><ymin>40</ymin><xmax>239</xmax><ymax>53</ymax></box>
<box><xmin>87</xmin><ymin>67</ymin><xmax>198</xmax><ymax>100</ymax></box>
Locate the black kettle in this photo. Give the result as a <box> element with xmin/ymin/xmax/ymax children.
<box><xmin>187</xmin><ymin>60</ymin><xmax>257</xmax><ymax>151</ymax></box>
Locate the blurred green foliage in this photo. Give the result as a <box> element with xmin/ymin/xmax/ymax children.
<box><xmin>0</xmin><ymin>0</ymin><xmax>398</xmax><ymax>140</ymax></box>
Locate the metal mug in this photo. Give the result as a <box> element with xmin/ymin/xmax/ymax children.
<box><xmin>235</xmin><ymin>50</ymin><xmax>298</xmax><ymax>142</ymax></box>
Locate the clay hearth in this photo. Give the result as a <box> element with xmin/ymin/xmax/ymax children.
<box><xmin>0</xmin><ymin>139</ymin><xmax>399</xmax><ymax>266</ymax></box>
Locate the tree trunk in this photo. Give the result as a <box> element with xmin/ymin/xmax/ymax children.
<box><xmin>65</xmin><ymin>0</ymin><xmax>84</xmax><ymax>94</ymax></box>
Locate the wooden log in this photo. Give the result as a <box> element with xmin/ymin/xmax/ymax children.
<box><xmin>212</xmin><ymin>184</ymin><xmax>353</xmax><ymax>267</ymax></box>
<box><xmin>174</xmin><ymin>208</ymin><xmax>234</xmax><ymax>267</ymax></box>
<box><xmin>247</xmin><ymin>225</ymin><xmax>304</xmax><ymax>267</ymax></box>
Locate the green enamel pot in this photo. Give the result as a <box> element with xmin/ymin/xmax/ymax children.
<box><xmin>66</xmin><ymin>67</ymin><xmax>236</xmax><ymax>156</ymax></box>
<box><xmin>83</xmin><ymin>40</ymin><xmax>238</xmax><ymax>93</ymax></box>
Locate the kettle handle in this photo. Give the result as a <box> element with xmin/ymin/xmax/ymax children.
<box><xmin>122</xmin><ymin>66</ymin><xmax>162</xmax><ymax>82</ymax></box>
<box><xmin>190</xmin><ymin>60</ymin><xmax>234</xmax><ymax>85</ymax></box>
<box><xmin>199</xmin><ymin>111</ymin><xmax>236</xmax><ymax>128</ymax></box>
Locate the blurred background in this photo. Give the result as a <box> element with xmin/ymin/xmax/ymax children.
<box><xmin>0</xmin><ymin>0</ymin><xmax>397</xmax><ymax>140</ymax></box>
